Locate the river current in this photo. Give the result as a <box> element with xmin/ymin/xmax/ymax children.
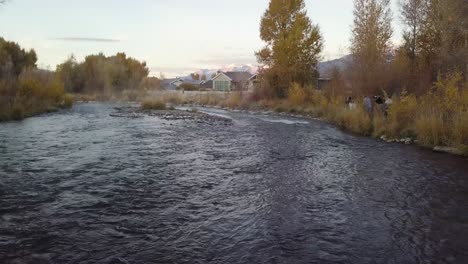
<box><xmin>1</xmin><ymin>103</ymin><xmax>467</xmax><ymax>264</ymax></box>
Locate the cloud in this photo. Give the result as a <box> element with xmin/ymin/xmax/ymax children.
<box><xmin>52</xmin><ymin>37</ymin><xmax>121</xmax><ymax>43</ymax></box>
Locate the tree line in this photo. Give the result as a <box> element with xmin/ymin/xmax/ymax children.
<box><xmin>250</xmin><ymin>0</ymin><xmax>467</xmax><ymax>152</ymax></box>
<box><xmin>56</xmin><ymin>52</ymin><xmax>151</xmax><ymax>94</ymax></box>
<box><xmin>0</xmin><ymin>36</ymin><xmax>155</xmax><ymax>120</ymax></box>
<box><xmin>256</xmin><ymin>0</ymin><xmax>468</xmax><ymax>97</ymax></box>
<box><xmin>0</xmin><ymin>37</ymin><xmax>70</xmax><ymax>120</ymax></box>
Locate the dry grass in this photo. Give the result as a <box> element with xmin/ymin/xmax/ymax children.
<box><xmin>141</xmin><ymin>98</ymin><xmax>166</xmax><ymax>110</ymax></box>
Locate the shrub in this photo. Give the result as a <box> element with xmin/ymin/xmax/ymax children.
<box><xmin>415</xmin><ymin>111</ymin><xmax>446</xmax><ymax>146</ymax></box>
<box><xmin>288</xmin><ymin>83</ymin><xmax>306</xmax><ymax>106</ymax></box>
<box><xmin>452</xmin><ymin>110</ymin><xmax>468</xmax><ymax>147</ymax></box>
<box><xmin>336</xmin><ymin>106</ymin><xmax>372</xmax><ymax>135</ymax></box>
<box><xmin>386</xmin><ymin>93</ymin><xmax>417</xmax><ymax>138</ymax></box>
<box><xmin>372</xmin><ymin>111</ymin><xmax>387</xmax><ymax>138</ymax></box>
<box><xmin>141</xmin><ymin>99</ymin><xmax>166</xmax><ymax>110</ymax></box>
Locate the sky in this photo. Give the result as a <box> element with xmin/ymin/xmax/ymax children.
<box><xmin>0</xmin><ymin>0</ymin><xmax>403</xmax><ymax>77</ymax></box>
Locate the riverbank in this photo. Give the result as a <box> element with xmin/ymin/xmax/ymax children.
<box><xmin>140</xmin><ymin>88</ymin><xmax>468</xmax><ymax>156</ymax></box>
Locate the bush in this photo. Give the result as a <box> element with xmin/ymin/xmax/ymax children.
<box><xmin>413</xmin><ymin>72</ymin><xmax>468</xmax><ymax>148</ymax></box>
<box><xmin>288</xmin><ymin>83</ymin><xmax>306</xmax><ymax>106</ymax></box>
<box><xmin>335</xmin><ymin>106</ymin><xmax>372</xmax><ymax>135</ymax></box>
<box><xmin>141</xmin><ymin>99</ymin><xmax>166</xmax><ymax>110</ymax></box>
<box><xmin>452</xmin><ymin>111</ymin><xmax>468</xmax><ymax>148</ymax></box>
<box><xmin>386</xmin><ymin>93</ymin><xmax>417</xmax><ymax>138</ymax></box>
<box><xmin>415</xmin><ymin>111</ymin><xmax>446</xmax><ymax>146</ymax></box>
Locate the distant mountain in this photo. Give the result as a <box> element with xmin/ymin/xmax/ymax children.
<box><xmin>317</xmin><ymin>55</ymin><xmax>353</xmax><ymax>78</ymax></box>
<box><xmin>166</xmin><ymin>57</ymin><xmax>354</xmax><ymax>82</ymax></box>
<box><xmin>170</xmin><ymin>64</ymin><xmax>258</xmax><ymax>81</ymax></box>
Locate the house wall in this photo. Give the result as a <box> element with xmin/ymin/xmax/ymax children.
<box><xmin>212</xmin><ymin>74</ymin><xmax>232</xmax><ymax>92</ymax></box>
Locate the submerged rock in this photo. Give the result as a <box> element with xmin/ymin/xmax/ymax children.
<box><xmin>111</xmin><ymin>106</ymin><xmax>232</xmax><ymax>125</ymax></box>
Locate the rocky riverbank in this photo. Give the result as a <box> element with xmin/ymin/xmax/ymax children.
<box><xmin>110</xmin><ymin>106</ymin><xmax>233</xmax><ymax>125</ymax></box>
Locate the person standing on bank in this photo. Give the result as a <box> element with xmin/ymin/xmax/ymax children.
<box><xmin>364</xmin><ymin>95</ymin><xmax>372</xmax><ymax>114</ymax></box>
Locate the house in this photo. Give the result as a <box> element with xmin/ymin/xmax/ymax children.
<box><xmin>162</xmin><ymin>78</ymin><xmax>181</xmax><ymax>90</ymax></box>
<box><xmin>247</xmin><ymin>74</ymin><xmax>261</xmax><ymax>92</ymax></box>
<box><xmin>210</xmin><ymin>71</ymin><xmax>253</xmax><ymax>91</ymax></box>
<box><xmin>162</xmin><ymin>78</ymin><xmax>203</xmax><ymax>90</ymax></box>
<box><xmin>200</xmin><ymin>80</ymin><xmax>213</xmax><ymax>90</ymax></box>
<box><xmin>171</xmin><ymin>78</ymin><xmax>185</xmax><ymax>88</ymax></box>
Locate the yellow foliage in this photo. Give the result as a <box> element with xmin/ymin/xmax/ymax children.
<box><xmin>415</xmin><ymin>112</ymin><xmax>446</xmax><ymax>146</ymax></box>
<box><xmin>288</xmin><ymin>83</ymin><xmax>306</xmax><ymax>106</ymax></box>
<box><xmin>386</xmin><ymin>93</ymin><xmax>418</xmax><ymax>138</ymax></box>
<box><xmin>334</xmin><ymin>106</ymin><xmax>372</xmax><ymax>135</ymax></box>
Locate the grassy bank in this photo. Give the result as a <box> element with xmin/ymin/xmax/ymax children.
<box><xmin>141</xmin><ymin>74</ymin><xmax>468</xmax><ymax>155</ymax></box>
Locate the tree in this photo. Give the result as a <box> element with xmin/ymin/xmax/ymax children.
<box><xmin>56</xmin><ymin>52</ymin><xmax>149</xmax><ymax>94</ymax></box>
<box><xmin>256</xmin><ymin>0</ymin><xmax>323</xmax><ymax>97</ymax></box>
<box><xmin>56</xmin><ymin>55</ymin><xmax>85</xmax><ymax>93</ymax></box>
<box><xmin>350</xmin><ymin>0</ymin><xmax>393</xmax><ymax>95</ymax></box>
<box><xmin>190</xmin><ymin>73</ymin><xmax>200</xmax><ymax>81</ymax></box>
<box><xmin>0</xmin><ymin>38</ymin><xmax>37</xmax><ymax>77</ymax></box>
<box><xmin>400</xmin><ymin>0</ymin><xmax>427</xmax><ymax>63</ymax></box>
<box><xmin>415</xmin><ymin>0</ymin><xmax>467</xmax><ymax>81</ymax></box>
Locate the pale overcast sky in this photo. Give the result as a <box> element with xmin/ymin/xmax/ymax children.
<box><xmin>0</xmin><ymin>0</ymin><xmax>403</xmax><ymax>77</ymax></box>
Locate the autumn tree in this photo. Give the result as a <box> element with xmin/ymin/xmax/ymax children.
<box><xmin>56</xmin><ymin>52</ymin><xmax>149</xmax><ymax>94</ymax></box>
<box><xmin>400</xmin><ymin>0</ymin><xmax>427</xmax><ymax>63</ymax></box>
<box><xmin>427</xmin><ymin>0</ymin><xmax>468</xmax><ymax>78</ymax></box>
<box><xmin>0</xmin><ymin>37</ymin><xmax>37</xmax><ymax>77</ymax></box>
<box><xmin>350</xmin><ymin>0</ymin><xmax>393</xmax><ymax>95</ymax></box>
<box><xmin>190</xmin><ymin>73</ymin><xmax>200</xmax><ymax>81</ymax></box>
<box><xmin>400</xmin><ymin>0</ymin><xmax>467</xmax><ymax>83</ymax></box>
<box><xmin>256</xmin><ymin>0</ymin><xmax>323</xmax><ymax>97</ymax></box>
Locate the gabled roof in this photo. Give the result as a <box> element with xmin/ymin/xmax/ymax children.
<box><xmin>212</xmin><ymin>71</ymin><xmax>253</xmax><ymax>83</ymax></box>
<box><xmin>224</xmin><ymin>71</ymin><xmax>253</xmax><ymax>83</ymax></box>
<box><xmin>212</xmin><ymin>72</ymin><xmax>232</xmax><ymax>81</ymax></box>
<box><xmin>248</xmin><ymin>74</ymin><xmax>258</xmax><ymax>80</ymax></box>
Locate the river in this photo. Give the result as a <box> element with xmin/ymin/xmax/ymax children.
<box><xmin>1</xmin><ymin>103</ymin><xmax>467</xmax><ymax>264</ymax></box>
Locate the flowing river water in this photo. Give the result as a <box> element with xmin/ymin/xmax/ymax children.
<box><xmin>1</xmin><ymin>103</ymin><xmax>468</xmax><ymax>264</ymax></box>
